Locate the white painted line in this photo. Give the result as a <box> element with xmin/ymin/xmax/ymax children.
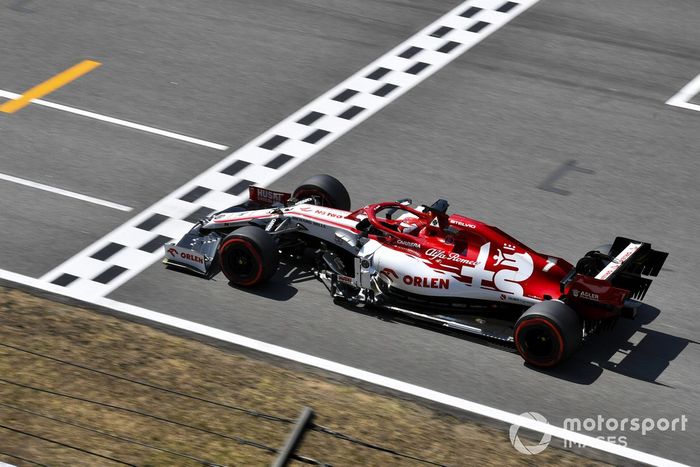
<box><xmin>666</xmin><ymin>73</ymin><xmax>700</xmax><ymax>113</ymax></box>
<box><xmin>0</xmin><ymin>89</ymin><xmax>229</xmax><ymax>150</ymax></box>
<box><xmin>0</xmin><ymin>266</ymin><xmax>689</xmax><ymax>467</ymax></box>
<box><xmin>41</xmin><ymin>0</ymin><xmax>544</xmax><ymax>295</ymax></box>
<box><xmin>0</xmin><ymin>172</ymin><xmax>132</xmax><ymax>212</ymax></box>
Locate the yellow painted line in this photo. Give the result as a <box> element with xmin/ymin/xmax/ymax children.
<box><xmin>0</xmin><ymin>60</ymin><xmax>101</xmax><ymax>114</ymax></box>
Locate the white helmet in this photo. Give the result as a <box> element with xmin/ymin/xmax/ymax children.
<box><xmin>396</xmin><ymin>213</ymin><xmax>421</xmax><ymax>234</ymax></box>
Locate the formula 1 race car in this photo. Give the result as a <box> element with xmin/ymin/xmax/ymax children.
<box><xmin>164</xmin><ymin>174</ymin><xmax>667</xmax><ymax>367</ymax></box>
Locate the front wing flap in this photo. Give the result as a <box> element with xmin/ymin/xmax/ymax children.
<box><xmin>163</xmin><ymin>226</ymin><xmax>223</xmax><ymax>277</ymax></box>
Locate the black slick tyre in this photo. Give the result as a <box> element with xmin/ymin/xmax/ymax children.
<box><xmin>218</xmin><ymin>226</ymin><xmax>279</xmax><ymax>286</ymax></box>
<box><xmin>514</xmin><ymin>300</ymin><xmax>582</xmax><ymax>367</ymax></box>
<box><xmin>292</xmin><ymin>174</ymin><xmax>351</xmax><ymax>210</ymax></box>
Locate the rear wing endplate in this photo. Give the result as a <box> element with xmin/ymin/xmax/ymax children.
<box><xmin>563</xmin><ymin>237</ymin><xmax>668</xmax><ymax>301</ymax></box>
<box><xmin>597</xmin><ymin>237</ymin><xmax>667</xmax><ymax>300</ymax></box>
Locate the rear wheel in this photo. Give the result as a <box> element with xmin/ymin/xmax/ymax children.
<box><xmin>292</xmin><ymin>174</ymin><xmax>351</xmax><ymax>210</ymax></box>
<box><xmin>219</xmin><ymin>226</ymin><xmax>279</xmax><ymax>286</ymax></box>
<box><xmin>514</xmin><ymin>300</ymin><xmax>582</xmax><ymax>367</ymax></box>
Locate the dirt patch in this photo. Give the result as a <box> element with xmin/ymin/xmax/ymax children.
<box><xmin>0</xmin><ymin>286</ymin><xmax>607</xmax><ymax>466</ymax></box>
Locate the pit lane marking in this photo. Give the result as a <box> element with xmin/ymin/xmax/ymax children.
<box><xmin>0</xmin><ymin>60</ymin><xmax>101</xmax><ymax>114</ymax></box>
<box><xmin>0</xmin><ymin>172</ymin><xmax>132</xmax><ymax>212</ymax></box>
<box><xmin>0</xmin><ymin>267</ymin><xmax>690</xmax><ymax>467</ymax></box>
<box><xmin>666</xmin><ymin>73</ymin><xmax>700</xmax><ymax>113</ymax></box>
<box><xmin>0</xmin><ymin>90</ymin><xmax>230</xmax><ymax>151</ymax></box>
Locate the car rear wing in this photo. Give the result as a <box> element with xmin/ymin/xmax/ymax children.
<box><xmin>596</xmin><ymin>237</ymin><xmax>666</xmax><ymax>278</ymax></box>
<box><xmin>562</xmin><ymin>237</ymin><xmax>668</xmax><ymax>302</ymax></box>
<box><xmin>596</xmin><ymin>237</ymin><xmax>668</xmax><ymax>300</ymax></box>
<box><xmin>597</xmin><ymin>237</ymin><xmax>668</xmax><ymax>300</ymax></box>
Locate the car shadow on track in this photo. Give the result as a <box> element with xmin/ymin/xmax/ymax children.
<box><xmin>332</xmin><ymin>299</ymin><xmax>521</xmax><ymax>356</ymax></box>
<box><xmin>224</xmin><ymin>261</ymin><xmax>316</xmax><ymax>301</ymax></box>
<box><xmin>327</xmin><ymin>298</ymin><xmax>697</xmax><ymax>386</ymax></box>
<box><xmin>226</xmin><ymin>260</ymin><xmax>696</xmax><ymax>384</ymax></box>
<box><xmin>532</xmin><ymin>304</ymin><xmax>699</xmax><ymax>386</ymax></box>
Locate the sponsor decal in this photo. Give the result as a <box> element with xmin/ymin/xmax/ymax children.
<box><xmin>573</xmin><ymin>290</ymin><xmax>599</xmax><ymax>300</ymax></box>
<box><xmin>298</xmin><ymin>207</ymin><xmax>345</xmax><ymax>218</ymax></box>
<box><xmin>249</xmin><ymin>186</ymin><xmax>290</xmax><ymax>205</ymax></box>
<box><xmin>396</xmin><ymin>239</ymin><xmax>420</xmax><ymax>249</ymax></box>
<box><xmin>403</xmin><ymin>275</ymin><xmax>450</xmax><ymax>289</ymax></box>
<box><xmin>597</xmin><ymin>243</ymin><xmax>641</xmax><ymax>280</ymax></box>
<box><xmin>338</xmin><ymin>275</ymin><xmax>353</xmax><ymax>284</ymax></box>
<box><xmin>410</xmin><ymin>242</ymin><xmax>536</xmax><ymax>297</ymax></box>
<box><xmin>319</xmin><ymin>209</ymin><xmax>345</xmax><ymax>219</ymax></box>
<box><xmin>180</xmin><ymin>252</ymin><xmax>204</xmax><ymax>264</ymax></box>
<box><xmin>380</xmin><ymin>268</ymin><xmax>399</xmax><ymax>279</ymax></box>
<box><xmin>167</xmin><ymin>247</ymin><xmax>204</xmax><ymax>264</ymax></box>
<box><xmin>295</xmin><ymin>217</ymin><xmax>327</xmax><ymax>228</ymax></box>
<box><xmin>617</xmin><ymin>248</ymin><xmax>636</xmax><ymax>263</ymax></box>
<box><xmin>425</xmin><ymin>248</ymin><xmax>478</xmax><ymax>266</ymax></box>
<box><xmin>451</xmin><ymin>220</ymin><xmax>476</xmax><ymax>229</ymax></box>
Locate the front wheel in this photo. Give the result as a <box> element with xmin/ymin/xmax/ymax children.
<box><xmin>219</xmin><ymin>226</ymin><xmax>279</xmax><ymax>286</ymax></box>
<box><xmin>292</xmin><ymin>174</ymin><xmax>351</xmax><ymax>210</ymax></box>
<box><xmin>514</xmin><ymin>300</ymin><xmax>582</xmax><ymax>367</ymax></box>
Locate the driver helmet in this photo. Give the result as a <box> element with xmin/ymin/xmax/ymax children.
<box><xmin>396</xmin><ymin>212</ymin><xmax>422</xmax><ymax>234</ymax></box>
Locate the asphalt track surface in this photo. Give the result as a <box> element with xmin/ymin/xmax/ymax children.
<box><xmin>1</xmin><ymin>0</ymin><xmax>699</xmax><ymax>465</ymax></box>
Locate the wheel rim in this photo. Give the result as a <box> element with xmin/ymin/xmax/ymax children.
<box><xmin>220</xmin><ymin>239</ymin><xmax>262</xmax><ymax>285</ymax></box>
<box><xmin>515</xmin><ymin>318</ymin><xmax>563</xmax><ymax>366</ymax></box>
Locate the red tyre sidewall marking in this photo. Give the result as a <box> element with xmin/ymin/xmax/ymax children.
<box><xmin>514</xmin><ymin>316</ymin><xmax>565</xmax><ymax>367</ymax></box>
<box><xmin>219</xmin><ymin>238</ymin><xmax>264</xmax><ymax>286</ymax></box>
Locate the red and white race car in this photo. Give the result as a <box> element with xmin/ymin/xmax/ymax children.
<box><xmin>164</xmin><ymin>175</ymin><xmax>667</xmax><ymax>367</ymax></box>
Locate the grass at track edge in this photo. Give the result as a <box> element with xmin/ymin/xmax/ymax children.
<box><xmin>0</xmin><ymin>286</ymin><xmax>609</xmax><ymax>466</ymax></box>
